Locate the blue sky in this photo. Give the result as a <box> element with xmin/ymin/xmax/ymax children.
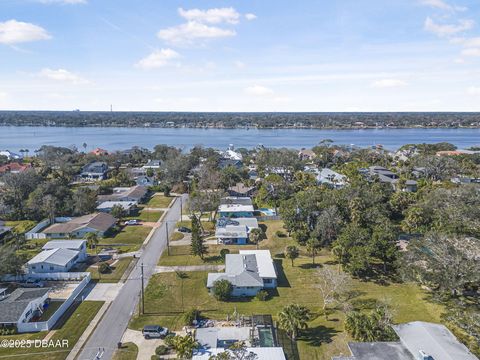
<box><xmin>1</xmin><ymin>0</ymin><xmax>480</xmax><ymax>111</ymax></box>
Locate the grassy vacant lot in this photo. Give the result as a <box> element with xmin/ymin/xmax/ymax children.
<box><xmin>100</xmin><ymin>226</ymin><xmax>152</xmax><ymax>253</ymax></box>
<box><xmin>176</xmin><ymin>220</ymin><xmax>215</xmax><ymax>232</ymax></box>
<box><xmin>4</xmin><ymin>220</ymin><xmax>37</xmax><ymax>234</ymax></box>
<box><xmin>125</xmin><ymin>209</ymin><xmax>164</xmax><ymax>223</ymax></box>
<box><xmin>89</xmin><ymin>257</ymin><xmax>133</xmax><ymax>282</ymax></box>
<box><xmin>0</xmin><ymin>301</ymin><xmax>104</xmax><ymax>360</ymax></box>
<box><xmin>112</xmin><ymin>342</ymin><xmax>138</xmax><ymax>360</ymax></box>
<box><xmin>134</xmin><ymin>220</ymin><xmax>445</xmax><ymax>360</ymax></box>
<box><xmin>147</xmin><ymin>194</ymin><xmax>173</xmax><ymax>208</ymax></box>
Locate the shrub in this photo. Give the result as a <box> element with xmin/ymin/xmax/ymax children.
<box><xmin>183</xmin><ymin>308</ymin><xmax>201</xmax><ymax>326</ymax></box>
<box><xmin>255</xmin><ymin>290</ymin><xmax>268</xmax><ymax>301</ymax></box>
<box><xmin>276</xmin><ymin>230</ymin><xmax>286</xmax><ymax>237</ymax></box>
<box><xmin>98</xmin><ymin>262</ymin><xmax>111</xmax><ymax>274</ymax></box>
<box><xmin>219</xmin><ymin>248</ymin><xmax>230</xmax><ymax>260</ymax></box>
<box><xmin>212</xmin><ymin>279</ymin><xmax>232</xmax><ymax>301</ymax></box>
<box><xmin>155</xmin><ymin>345</ymin><xmax>168</xmax><ymax>355</ymax></box>
<box><xmin>164</xmin><ymin>334</ymin><xmax>175</xmax><ymax>348</ymax></box>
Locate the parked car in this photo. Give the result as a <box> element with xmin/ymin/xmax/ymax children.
<box><xmin>24</xmin><ymin>279</ymin><xmax>44</xmax><ymax>288</ymax></box>
<box><xmin>124</xmin><ymin>220</ymin><xmax>140</xmax><ymax>226</ymax></box>
<box><xmin>142</xmin><ymin>325</ymin><xmax>169</xmax><ymax>339</ymax></box>
<box><xmin>178</xmin><ymin>226</ymin><xmax>191</xmax><ymax>233</ymax></box>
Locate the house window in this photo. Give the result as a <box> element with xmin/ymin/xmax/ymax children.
<box><xmin>32</xmin><ymin>266</ymin><xmax>36</xmax><ymax>269</ymax></box>
<box><xmin>264</xmin><ymin>279</ymin><xmax>272</xmax><ymax>283</ymax></box>
<box><xmin>50</xmin><ymin>266</ymin><xmax>54</xmax><ymax>270</ymax></box>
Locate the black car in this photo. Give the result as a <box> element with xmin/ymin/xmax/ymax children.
<box><xmin>178</xmin><ymin>226</ymin><xmax>192</xmax><ymax>233</ymax></box>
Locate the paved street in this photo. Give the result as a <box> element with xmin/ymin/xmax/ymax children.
<box><xmin>77</xmin><ymin>194</ymin><xmax>187</xmax><ymax>360</ymax></box>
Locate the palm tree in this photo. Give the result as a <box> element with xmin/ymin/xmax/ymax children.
<box><xmin>85</xmin><ymin>232</ymin><xmax>99</xmax><ymax>252</ymax></box>
<box><xmin>249</xmin><ymin>228</ymin><xmax>263</xmax><ymax>249</ymax></box>
<box><xmin>278</xmin><ymin>304</ymin><xmax>311</xmax><ymax>340</ymax></box>
<box><xmin>171</xmin><ymin>335</ymin><xmax>199</xmax><ymax>359</ymax></box>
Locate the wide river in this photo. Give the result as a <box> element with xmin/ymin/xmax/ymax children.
<box><xmin>1</xmin><ymin>126</ymin><xmax>480</xmax><ymax>152</ymax></box>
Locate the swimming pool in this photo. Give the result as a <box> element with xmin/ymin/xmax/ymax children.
<box><xmin>258</xmin><ymin>208</ymin><xmax>277</xmax><ymax>216</ymax></box>
<box><xmin>258</xmin><ymin>327</ymin><xmax>275</xmax><ymax>347</ymax></box>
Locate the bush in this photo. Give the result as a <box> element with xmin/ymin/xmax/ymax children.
<box><xmin>98</xmin><ymin>262</ymin><xmax>111</xmax><ymax>274</ymax></box>
<box><xmin>212</xmin><ymin>279</ymin><xmax>233</xmax><ymax>301</ymax></box>
<box><xmin>155</xmin><ymin>345</ymin><xmax>168</xmax><ymax>355</ymax></box>
<box><xmin>183</xmin><ymin>308</ymin><xmax>201</xmax><ymax>326</ymax></box>
<box><xmin>276</xmin><ymin>230</ymin><xmax>286</xmax><ymax>237</ymax></box>
<box><xmin>255</xmin><ymin>290</ymin><xmax>268</xmax><ymax>301</ymax></box>
<box><xmin>164</xmin><ymin>334</ymin><xmax>175</xmax><ymax>348</ymax></box>
<box><xmin>219</xmin><ymin>248</ymin><xmax>230</xmax><ymax>260</ymax></box>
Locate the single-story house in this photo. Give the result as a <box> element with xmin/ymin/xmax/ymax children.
<box><xmin>207</xmin><ymin>250</ymin><xmax>277</xmax><ymax>297</ymax></box>
<box><xmin>218</xmin><ymin>204</ymin><xmax>254</xmax><ymax>218</ymax></box>
<box><xmin>27</xmin><ymin>248</ymin><xmax>81</xmax><ymax>273</ymax></box>
<box><xmin>332</xmin><ymin>321</ymin><xmax>478</xmax><ymax>360</ymax></box>
<box><xmin>215</xmin><ymin>225</ymin><xmax>249</xmax><ymax>245</ymax></box>
<box><xmin>42</xmin><ymin>213</ymin><xmax>117</xmax><ymax>238</ymax></box>
<box><xmin>217</xmin><ymin>217</ymin><xmax>259</xmax><ymax>232</ymax></box>
<box><xmin>298</xmin><ymin>148</ymin><xmax>317</xmax><ymax>161</ymax></box>
<box><xmin>80</xmin><ymin>161</ymin><xmax>108</xmax><ymax>180</ymax></box>
<box><xmin>97</xmin><ymin>185</ymin><xmax>148</xmax><ymax>203</ymax></box>
<box><xmin>0</xmin><ymin>163</ymin><xmax>31</xmax><ymax>174</ymax></box>
<box><xmin>42</xmin><ymin>239</ymin><xmax>88</xmax><ymax>261</ymax></box>
<box><xmin>136</xmin><ymin>175</ymin><xmax>155</xmax><ymax>187</ymax></box>
<box><xmin>96</xmin><ymin>200</ymin><xmax>137</xmax><ymax>214</ymax></box>
<box><xmin>0</xmin><ymin>288</ymin><xmax>50</xmax><ymax>329</ymax></box>
<box><xmin>316</xmin><ymin>168</ymin><xmax>347</xmax><ymax>189</ymax></box>
<box><xmin>227</xmin><ymin>183</ymin><xmax>256</xmax><ymax>198</ymax></box>
<box><xmin>142</xmin><ymin>160</ymin><xmax>162</xmax><ymax>170</ymax></box>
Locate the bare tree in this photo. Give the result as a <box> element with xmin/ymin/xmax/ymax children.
<box><xmin>316</xmin><ymin>266</ymin><xmax>350</xmax><ymax>319</ymax></box>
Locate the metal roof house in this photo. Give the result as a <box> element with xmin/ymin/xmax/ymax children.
<box><xmin>218</xmin><ymin>204</ymin><xmax>255</xmax><ymax>218</ymax></box>
<box><xmin>27</xmin><ymin>248</ymin><xmax>81</xmax><ymax>273</ymax></box>
<box><xmin>207</xmin><ymin>250</ymin><xmax>277</xmax><ymax>297</ymax></box>
<box><xmin>215</xmin><ymin>225</ymin><xmax>249</xmax><ymax>245</ymax></box>
<box><xmin>42</xmin><ymin>240</ymin><xmax>87</xmax><ymax>261</ymax></box>
<box><xmin>0</xmin><ymin>288</ymin><xmax>50</xmax><ymax>329</ymax></box>
<box><xmin>332</xmin><ymin>321</ymin><xmax>479</xmax><ymax>360</ymax></box>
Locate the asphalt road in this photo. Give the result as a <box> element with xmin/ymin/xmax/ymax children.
<box><xmin>77</xmin><ymin>194</ymin><xmax>188</xmax><ymax>360</ymax></box>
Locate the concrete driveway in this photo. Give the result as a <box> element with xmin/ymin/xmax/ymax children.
<box><xmin>121</xmin><ymin>329</ymin><xmax>173</xmax><ymax>360</ymax></box>
<box><xmin>85</xmin><ymin>282</ymin><xmax>123</xmax><ymax>302</ymax></box>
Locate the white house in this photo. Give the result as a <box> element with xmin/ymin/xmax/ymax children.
<box><xmin>0</xmin><ymin>150</ymin><xmax>22</xmax><ymax>160</ymax></box>
<box><xmin>207</xmin><ymin>250</ymin><xmax>277</xmax><ymax>297</ymax></box>
<box><xmin>42</xmin><ymin>240</ymin><xmax>88</xmax><ymax>261</ymax></box>
<box><xmin>316</xmin><ymin>168</ymin><xmax>347</xmax><ymax>189</ymax></box>
<box><xmin>218</xmin><ymin>204</ymin><xmax>255</xmax><ymax>218</ymax></box>
<box><xmin>27</xmin><ymin>248</ymin><xmax>81</xmax><ymax>273</ymax></box>
<box><xmin>0</xmin><ymin>288</ymin><xmax>49</xmax><ymax>330</ymax></box>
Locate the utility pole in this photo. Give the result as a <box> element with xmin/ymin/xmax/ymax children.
<box><xmin>180</xmin><ymin>196</ymin><xmax>183</xmax><ymax>221</ymax></box>
<box><xmin>140</xmin><ymin>262</ymin><xmax>145</xmax><ymax>315</ymax></box>
<box><xmin>165</xmin><ymin>224</ymin><xmax>170</xmax><ymax>256</ymax></box>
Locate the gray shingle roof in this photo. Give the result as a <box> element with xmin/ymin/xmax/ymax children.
<box><xmin>0</xmin><ymin>288</ymin><xmax>49</xmax><ymax>324</ymax></box>
<box><xmin>207</xmin><ymin>254</ymin><xmax>263</xmax><ymax>288</ymax></box>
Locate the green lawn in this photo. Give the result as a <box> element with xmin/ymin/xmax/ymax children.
<box><xmin>36</xmin><ymin>300</ymin><xmax>64</xmax><ymax>321</ymax></box>
<box><xmin>89</xmin><ymin>257</ymin><xmax>133</xmax><ymax>282</ymax></box>
<box><xmin>176</xmin><ymin>220</ymin><xmax>215</xmax><ymax>232</ymax></box>
<box><xmin>112</xmin><ymin>342</ymin><xmax>138</xmax><ymax>360</ymax></box>
<box><xmin>135</xmin><ymin>220</ymin><xmax>447</xmax><ymax>360</ymax></box>
<box><xmin>125</xmin><ymin>209</ymin><xmax>164</xmax><ymax>223</ymax></box>
<box><xmin>0</xmin><ymin>301</ymin><xmax>104</xmax><ymax>360</ymax></box>
<box><xmin>4</xmin><ymin>220</ymin><xmax>37</xmax><ymax>234</ymax></box>
<box><xmin>171</xmin><ymin>231</ymin><xmax>185</xmax><ymax>241</ymax></box>
<box><xmin>147</xmin><ymin>194</ymin><xmax>174</xmax><ymax>208</ymax></box>
<box><xmin>100</xmin><ymin>226</ymin><xmax>152</xmax><ymax>253</ymax></box>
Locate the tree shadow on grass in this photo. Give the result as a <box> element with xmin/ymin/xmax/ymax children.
<box><xmin>298</xmin><ymin>325</ymin><xmax>340</xmax><ymax>347</ymax></box>
<box><xmin>299</xmin><ymin>263</ymin><xmax>322</xmax><ymax>270</ymax></box>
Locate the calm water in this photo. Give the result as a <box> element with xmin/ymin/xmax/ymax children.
<box><xmin>0</xmin><ymin>126</ymin><xmax>480</xmax><ymax>152</ymax></box>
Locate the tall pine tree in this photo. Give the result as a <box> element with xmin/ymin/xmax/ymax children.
<box><xmin>190</xmin><ymin>214</ymin><xmax>208</xmax><ymax>259</ymax></box>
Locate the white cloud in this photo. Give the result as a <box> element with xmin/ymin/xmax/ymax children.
<box><xmin>157</xmin><ymin>21</ymin><xmax>235</xmax><ymax>46</ymax></box>
<box><xmin>461</xmin><ymin>48</ymin><xmax>480</xmax><ymax>57</ymax></box>
<box><xmin>424</xmin><ymin>17</ymin><xmax>474</xmax><ymax>37</ymax></box>
<box><xmin>419</xmin><ymin>0</ymin><xmax>466</xmax><ymax>12</ymax></box>
<box><xmin>0</xmin><ymin>19</ymin><xmax>51</xmax><ymax>45</ymax></box>
<box><xmin>245</xmin><ymin>13</ymin><xmax>257</xmax><ymax>21</ymax></box>
<box><xmin>37</xmin><ymin>0</ymin><xmax>87</xmax><ymax>4</ymax></box>
<box><xmin>135</xmin><ymin>49</ymin><xmax>180</xmax><ymax>69</ymax></box>
<box><xmin>178</xmin><ymin>7</ymin><xmax>240</xmax><ymax>24</ymax></box>
<box><xmin>39</xmin><ymin>68</ymin><xmax>89</xmax><ymax>84</ymax></box>
<box><xmin>234</xmin><ymin>60</ymin><xmax>246</xmax><ymax>69</ymax></box>
<box><xmin>244</xmin><ymin>85</ymin><xmax>274</xmax><ymax>96</ymax></box>
<box><xmin>467</xmin><ymin>86</ymin><xmax>480</xmax><ymax>95</ymax></box>
<box><xmin>371</xmin><ymin>79</ymin><xmax>408</xmax><ymax>88</ymax></box>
